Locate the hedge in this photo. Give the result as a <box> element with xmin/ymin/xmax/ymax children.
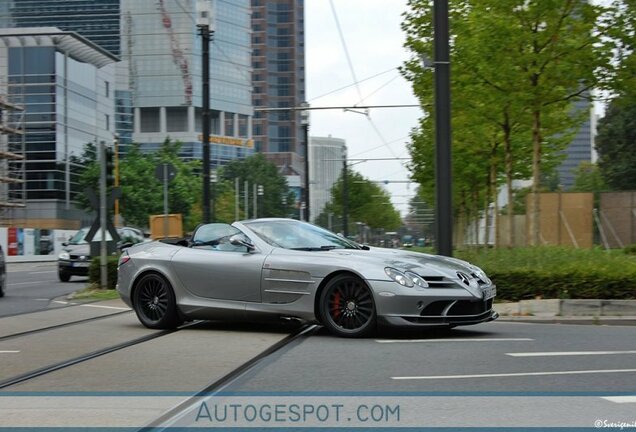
<box><xmin>455</xmin><ymin>247</ymin><xmax>636</xmax><ymax>301</ymax></box>
<box><xmin>89</xmin><ymin>256</ymin><xmax>120</xmax><ymax>290</ymax></box>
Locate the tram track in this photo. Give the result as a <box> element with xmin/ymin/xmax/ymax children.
<box><xmin>141</xmin><ymin>323</ymin><xmax>320</xmax><ymax>430</ymax></box>
<box><xmin>0</xmin><ymin>321</ymin><xmax>203</xmax><ymax>390</ymax></box>
<box><xmin>0</xmin><ymin>309</ymin><xmax>132</xmax><ymax>342</ymax></box>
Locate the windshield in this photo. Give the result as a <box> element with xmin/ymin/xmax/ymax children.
<box><xmin>245</xmin><ymin>220</ymin><xmax>359</xmax><ymax>250</ymax></box>
<box><xmin>68</xmin><ymin>227</ymin><xmax>114</xmax><ymax>245</ymax></box>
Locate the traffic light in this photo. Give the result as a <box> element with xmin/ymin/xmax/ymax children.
<box><xmin>104</xmin><ymin>147</ymin><xmax>115</xmax><ymax>187</ymax></box>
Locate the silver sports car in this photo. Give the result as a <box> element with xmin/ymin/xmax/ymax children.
<box><xmin>117</xmin><ymin>218</ymin><xmax>498</xmax><ymax>337</ymax></box>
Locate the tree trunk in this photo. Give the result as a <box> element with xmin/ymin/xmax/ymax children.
<box><xmin>530</xmin><ymin>108</ymin><xmax>542</xmax><ymax>246</ymax></box>
<box><xmin>503</xmin><ymin>109</ymin><xmax>515</xmax><ymax>248</ymax></box>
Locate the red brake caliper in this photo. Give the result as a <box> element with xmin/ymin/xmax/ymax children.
<box><xmin>332</xmin><ymin>291</ymin><xmax>341</xmax><ymax>319</ymax></box>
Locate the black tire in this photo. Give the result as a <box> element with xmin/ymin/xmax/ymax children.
<box><xmin>132</xmin><ymin>273</ymin><xmax>182</xmax><ymax>329</ymax></box>
<box><xmin>319</xmin><ymin>274</ymin><xmax>377</xmax><ymax>338</ymax></box>
<box><xmin>58</xmin><ymin>271</ymin><xmax>71</xmax><ymax>282</ymax></box>
<box><xmin>0</xmin><ymin>281</ymin><xmax>4</xmax><ymax>298</ymax></box>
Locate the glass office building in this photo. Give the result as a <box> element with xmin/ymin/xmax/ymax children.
<box><xmin>251</xmin><ymin>0</ymin><xmax>307</xmax><ymax>207</ymax></box>
<box><xmin>123</xmin><ymin>0</ymin><xmax>254</xmax><ymax>167</ymax></box>
<box><xmin>0</xmin><ymin>28</ymin><xmax>117</xmax><ymax>228</ymax></box>
<box><xmin>1</xmin><ymin>0</ymin><xmax>133</xmax><ymax>148</ymax></box>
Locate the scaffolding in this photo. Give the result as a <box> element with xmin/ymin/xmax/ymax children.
<box><xmin>0</xmin><ymin>85</ymin><xmax>26</xmax><ymax>224</ymax></box>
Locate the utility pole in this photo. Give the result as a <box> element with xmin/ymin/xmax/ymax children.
<box><xmin>235</xmin><ymin>177</ymin><xmax>239</xmax><ymax>221</ymax></box>
<box><xmin>113</xmin><ymin>134</ymin><xmax>120</xmax><ymax>227</ymax></box>
<box><xmin>342</xmin><ymin>146</ymin><xmax>349</xmax><ymax>237</ymax></box>
<box><xmin>99</xmin><ymin>140</ymin><xmax>107</xmax><ymax>290</ymax></box>
<box><xmin>244</xmin><ymin>180</ymin><xmax>249</xmax><ymax>220</ymax></box>
<box><xmin>300</xmin><ymin>102</ymin><xmax>310</xmax><ymax>222</ymax></box>
<box><xmin>434</xmin><ymin>0</ymin><xmax>453</xmax><ymax>256</ymax></box>
<box><xmin>197</xmin><ymin>0</ymin><xmax>214</xmax><ymax>223</ymax></box>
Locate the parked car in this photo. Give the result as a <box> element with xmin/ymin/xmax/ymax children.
<box><xmin>0</xmin><ymin>245</ymin><xmax>5</xmax><ymax>297</ymax></box>
<box><xmin>58</xmin><ymin>226</ymin><xmax>146</xmax><ymax>282</ymax></box>
<box><xmin>117</xmin><ymin>218</ymin><xmax>498</xmax><ymax>337</ymax></box>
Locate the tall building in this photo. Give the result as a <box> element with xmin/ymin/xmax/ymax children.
<box><xmin>1</xmin><ymin>0</ymin><xmax>133</xmax><ymax>147</ymax></box>
<box><xmin>124</xmin><ymin>0</ymin><xmax>253</xmax><ymax>167</ymax></box>
<box><xmin>251</xmin><ymin>0</ymin><xmax>307</xmax><ymax>199</ymax></box>
<box><xmin>2</xmin><ymin>0</ymin><xmax>253</xmax><ymax>168</ymax></box>
<box><xmin>0</xmin><ymin>27</ymin><xmax>117</xmax><ymax>228</ymax></box>
<box><xmin>1</xmin><ymin>0</ymin><xmax>121</xmax><ymax>55</ymax></box>
<box><xmin>557</xmin><ymin>99</ymin><xmax>594</xmax><ymax>190</ymax></box>
<box><xmin>309</xmin><ymin>136</ymin><xmax>345</xmax><ymax>223</ymax></box>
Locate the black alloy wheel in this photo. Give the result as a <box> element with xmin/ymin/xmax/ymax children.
<box><xmin>319</xmin><ymin>274</ymin><xmax>376</xmax><ymax>338</ymax></box>
<box><xmin>133</xmin><ymin>273</ymin><xmax>182</xmax><ymax>329</ymax></box>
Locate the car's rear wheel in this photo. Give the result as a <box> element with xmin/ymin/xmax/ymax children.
<box><xmin>132</xmin><ymin>273</ymin><xmax>182</xmax><ymax>329</ymax></box>
<box><xmin>319</xmin><ymin>274</ymin><xmax>376</xmax><ymax>338</ymax></box>
<box><xmin>58</xmin><ymin>271</ymin><xmax>71</xmax><ymax>282</ymax></box>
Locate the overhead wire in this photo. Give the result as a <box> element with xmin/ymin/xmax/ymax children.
<box><xmin>328</xmin><ymin>0</ymin><xmax>402</xmax><ymax>161</ymax></box>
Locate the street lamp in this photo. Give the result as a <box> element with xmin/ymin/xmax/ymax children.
<box><xmin>300</xmin><ymin>101</ymin><xmax>310</xmax><ymax>222</ymax></box>
<box><xmin>257</xmin><ymin>184</ymin><xmax>264</xmax><ymax>218</ymax></box>
<box><xmin>197</xmin><ymin>0</ymin><xmax>215</xmax><ymax>223</ymax></box>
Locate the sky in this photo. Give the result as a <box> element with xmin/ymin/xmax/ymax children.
<box><xmin>304</xmin><ymin>0</ymin><xmax>423</xmax><ymax>217</ymax></box>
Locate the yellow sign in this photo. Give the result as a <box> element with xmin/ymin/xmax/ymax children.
<box><xmin>198</xmin><ymin>135</ymin><xmax>254</xmax><ymax>148</ymax></box>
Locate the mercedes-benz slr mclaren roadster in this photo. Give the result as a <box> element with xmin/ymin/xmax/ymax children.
<box><xmin>117</xmin><ymin>218</ymin><xmax>498</xmax><ymax>337</ymax></box>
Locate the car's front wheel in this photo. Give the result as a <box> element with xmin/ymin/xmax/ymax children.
<box><xmin>58</xmin><ymin>271</ymin><xmax>71</xmax><ymax>282</ymax></box>
<box><xmin>132</xmin><ymin>273</ymin><xmax>182</xmax><ymax>329</ymax></box>
<box><xmin>319</xmin><ymin>274</ymin><xmax>376</xmax><ymax>338</ymax></box>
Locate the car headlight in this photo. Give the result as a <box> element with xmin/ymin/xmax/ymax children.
<box><xmin>58</xmin><ymin>251</ymin><xmax>70</xmax><ymax>260</ymax></box>
<box><xmin>384</xmin><ymin>267</ymin><xmax>414</xmax><ymax>287</ymax></box>
<box><xmin>405</xmin><ymin>271</ymin><xmax>429</xmax><ymax>288</ymax></box>
<box><xmin>469</xmin><ymin>265</ymin><xmax>491</xmax><ymax>284</ymax></box>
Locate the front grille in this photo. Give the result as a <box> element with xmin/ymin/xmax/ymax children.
<box><xmin>421</xmin><ymin>300</ymin><xmax>453</xmax><ymax>316</ymax></box>
<box><xmin>447</xmin><ymin>299</ymin><xmax>493</xmax><ymax>316</ymax></box>
<box><xmin>69</xmin><ymin>255</ymin><xmax>89</xmax><ymax>261</ymax></box>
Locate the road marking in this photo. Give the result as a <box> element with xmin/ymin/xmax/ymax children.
<box><xmin>507</xmin><ymin>350</ymin><xmax>636</xmax><ymax>357</ymax></box>
<box><xmin>602</xmin><ymin>396</ymin><xmax>636</xmax><ymax>404</ymax></box>
<box><xmin>0</xmin><ymin>351</ymin><xmax>20</xmax><ymax>354</ymax></box>
<box><xmin>28</xmin><ymin>271</ymin><xmax>56</xmax><ymax>274</ymax></box>
<box><xmin>376</xmin><ymin>338</ymin><xmax>534</xmax><ymax>344</ymax></box>
<box><xmin>52</xmin><ymin>301</ymin><xmax>130</xmax><ymax>311</ymax></box>
<box><xmin>11</xmin><ymin>280</ymin><xmax>57</xmax><ymax>286</ymax></box>
<box><xmin>392</xmin><ymin>369</ymin><xmax>636</xmax><ymax>380</ymax></box>
<box><xmin>80</xmin><ymin>304</ymin><xmax>130</xmax><ymax>311</ymax></box>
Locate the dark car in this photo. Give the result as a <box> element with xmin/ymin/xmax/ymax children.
<box><xmin>0</xmin><ymin>245</ymin><xmax>5</xmax><ymax>297</ymax></box>
<box><xmin>58</xmin><ymin>226</ymin><xmax>146</xmax><ymax>282</ymax></box>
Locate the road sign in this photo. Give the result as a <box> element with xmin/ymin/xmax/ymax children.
<box><xmin>155</xmin><ymin>163</ymin><xmax>177</xmax><ymax>183</ymax></box>
<box><xmin>84</xmin><ymin>187</ymin><xmax>121</xmax><ymax>244</ymax></box>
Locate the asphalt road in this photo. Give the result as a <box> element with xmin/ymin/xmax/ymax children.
<box><xmin>0</xmin><ymin>261</ymin><xmax>86</xmax><ymax>317</ymax></box>
<box><xmin>1</xmin><ymin>297</ymin><xmax>635</xmax><ymax>429</ymax></box>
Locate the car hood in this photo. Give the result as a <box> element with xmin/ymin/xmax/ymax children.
<box><xmin>271</xmin><ymin>246</ymin><xmax>481</xmax><ymax>282</ymax></box>
<box><xmin>62</xmin><ymin>243</ymin><xmax>90</xmax><ymax>256</ymax></box>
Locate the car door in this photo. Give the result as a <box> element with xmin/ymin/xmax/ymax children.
<box><xmin>170</xmin><ymin>225</ymin><xmax>265</xmax><ymax>302</ymax></box>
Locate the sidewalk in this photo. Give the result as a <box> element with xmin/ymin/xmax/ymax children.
<box><xmin>494</xmin><ymin>299</ymin><xmax>636</xmax><ymax>325</ymax></box>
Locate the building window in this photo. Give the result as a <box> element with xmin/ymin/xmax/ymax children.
<box><xmin>105</xmin><ymin>114</ymin><xmax>110</xmax><ymax>131</ymax></box>
<box><xmin>105</xmin><ymin>80</ymin><xmax>110</xmax><ymax>98</ymax></box>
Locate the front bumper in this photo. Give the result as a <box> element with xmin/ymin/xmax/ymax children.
<box><xmin>370</xmin><ymin>280</ymin><xmax>498</xmax><ymax>328</ymax></box>
<box><xmin>58</xmin><ymin>260</ymin><xmax>90</xmax><ymax>276</ymax></box>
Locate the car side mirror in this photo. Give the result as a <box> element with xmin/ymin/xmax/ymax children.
<box><xmin>229</xmin><ymin>234</ymin><xmax>255</xmax><ymax>251</ymax></box>
<box><xmin>62</xmin><ymin>242</ymin><xmax>68</xmax><ymax>247</ymax></box>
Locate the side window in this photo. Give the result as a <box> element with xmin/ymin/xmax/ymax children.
<box><xmin>191</xmin><ymin>224</ymin><xmax>249</xmax><ymax>253</ymax></box>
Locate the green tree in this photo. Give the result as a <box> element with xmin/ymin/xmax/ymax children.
<box><xmin>572</xmin><ymin>162</ymin><xmax>607</xmax><ymax>193</ymax></box>
<box><xmin>323</xmin><ymin>170</ymin><xmax>401</xmax><ymax>232</ymax></box>
<box><xmin>219</xmin><ymin>154</ymin><xmax>294</xmax><ymax>220</ymax></box>
<box><xmin>77</xmin><ymin>140</ymin><xmax>201</xmax><ymax>230</ymax></box>
<box><xmin>596</xmin><ymin>96</ymin><xmax>636</xmax><ymax>190</ymax></box>
<box><xmin>402</xmin><ymin>0</ymin><xmax>616</xmax><ymax>246</ymax></box>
